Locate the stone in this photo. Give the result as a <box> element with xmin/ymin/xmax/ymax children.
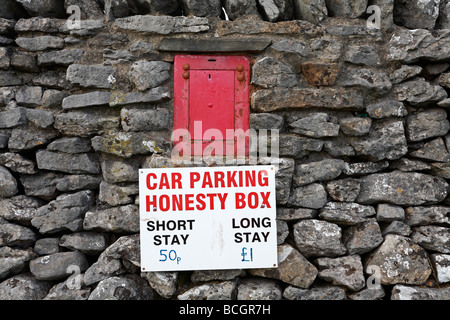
<box><xmin>357</xmin><ymin>171</ymin><xmax>448</xmax><ymax>206</ymax></box>
<box><xmin>391</xmin><ymin>285</ymin><xmax>450</xmax><ymax>300</ymax></box>
<box><xmin>251</xmin><ymin>88</ymin><xmax>364</xmax><ymax>112</ymax></box>
<box><xmin>366</xmin><ymin>100</ymin><xmax>407</xmax><ymax>119</ymax></box>
<box><xmin>377</xmin><ymin>204</ymin><xmax>405</xmax><ymax>222</ymax></box>
<box><xmin>292</xmin><ymin>0</ymin><xmax>328</xmax><ymax>24</ymax></box>
<box><xmin>370</xmin><ymin>0</ymin><xmax>394</xmax><ymax>31</ymax></box>
<box><xmin>293</xmin><ymin>159</ymin><xmax>345</xmax><ymax>186</ymax></box>
<box><xmin>406</xmin><ymin>109</ymin><xmax>450</xmax><ymax>142</ymax></box>
<box><xmin>431</xmin><ymin>254</ymin><xmax>450</xmax><ymax>283</ymax></box>
<box><xmin>319</xmin><ymin>202</ymin><xmax>376</xmax><ymax>226</ymax></box>
<box><xmin>237</xmin><ymin>278</ymin><xmax>282</xmax><ymax>300</ymax></box>
<box><xmin>0</xmin><ymin>108</ymin><xmax>27</xmax><ymax>129</ymax></box>
<box><xmin>91</xmin><ymin>132</ymin><xmax>168</xmax><ymax>158</ymax></box>
<box><xmin>158</xmin><ymin>38</ymin><xmax>271</xmax><ymax>53</ymax></box>
<box><xmin>289</xmin><ymin>113</ymin><xmax>340</xmax><ymax>137</ymax></box>
<box><xmin>41</xmin><ymin>89</ymin><xmax>67</xmax><ymax>108</ymax></box>
<box><xmin>62</xmin><ymin>91</ymin><xmax>111</xmax><ymax>110</ymax></box>
<box><xmin>15</xmin><ymin>86</ymin><xmax>43</xmax><ymax>106</ymax></box>
<box><xmin>191</xmin><ymin>269</ymin><xmax>245</xmax><ymax>282</ymax></box>
<box><xmin>31</xmin><ymin>190</ymin><xmax>95</xmax><ymax>234</ymax></box>
<box><xmin>288</xmin><ymin>183</ymin><xmax>328</xmax><ymax>209</ymax></box>
<box><xmin>271</xmin><ymin>39</ymin><xmax>309</xmax><ymax>56</ymax></box>
<box><xmin>178</xmin><ymin>280</ymin><xmax>237</xmax><ymax>300</ymax></box>
<box><xmin>129</xmin><ymin>60</ymin><xmax>171</xmax><ymax>91</ymax></box>
<box><xmin>54</xmin><ymin>110</ymin><xmax>120</xmax><ymax>137</ymax></box>
<box><xmin>15</xmin><ymin>0</ymin><xmax>66</xmax><ymax>18</ymax></box>
<box><xmin>411</xmin><ymin>226</ymin><xmax>450</xmax><ymax>253</ymax></box>
<box><xmin>223</xmin><ymin>0</ymin><xmax>259</xmax><ymax>20</ymax></box>
<box><xmin>181</xmin><ymin>0</ymin><xmax>221</xmax><ymax>17</ymax></box>
<box><xmin>252</xmin><ymin>57</ymin><xmax>297</xmax><ymax>88</ymax></box>
<box><xmin>393</xmin><ymin>78</ymin><xmax>447</xmax><ymax>106</ymax></box>
<box><xmin>36</xmin><ymin>150</ymin><xmax>100</xmax><ymax>174</ymax></box>
<box><xmin>121</xmin><ymin>108</ymin><xmax>170</xmax><ymax>132</ymax></box>
<box><xmin>349</xmin><ymin>119</ymin><xmax>408</xmax><ymax>161</ymax></box>
<box><xmin>365</xmin><ymin>234</ymin><xmax>432</xmax><ymax>285</ymax></box>
<box><xmin>34</xmin><ymin>238</ymin><xmax>61</xmax><ymax>255</ymax></box>
<box><xmin>382</xmin><ymin>221</ymin><xmax>411</xmax><ymax>237</ymax></box>
<box><xmin>343</xmin><ymin>68</ymin><xmax>392</xmax><ymax>95</ymax></box>
<box><xmin>15</xmin><ymin>36</ymin><xmax>64</xmax><ymax>51</ymax></box>
<box><xmin>0</xmin><ymin>247</ymin><xmax>36</xmax><ymax>280</ymax></box>
<box><xmin>83</xmin><ymin>205</ymin><xmax>139</xmax><ymax>233</ymax></box>
<box><xmin>0</xmin><ymin>47</ymin><xmax>9</xmax><ymax>70</ymax></box>
<box><xmin>0</xmin><ymin>218</ymin><xmax>37</xmax><ymax>247</ymax></box>
<box><xmin>114</xmin><ymin>15</ymin><xmax>209</xmax><ymax>34</ymax></box>
<box><xmin>37</xmin><ymin>49</ymin><xmax>84</xmax><ymax>67</ymax></box>
<box><xmin>325</xmin><ymin>0</ymin><xmax>368</xmax><ymax>17</ymax></box>
<box><xmin>277</xmin><ymin>220</ymin><xmax>289</xmax><ymax>244</ymax></box>
<box><xmin>59</xmin><ymin>232</ymin><xmax>109</xmax><ymax>255</ymax></box>
<box><xmin>109</xmin><ymin>87</ymin><xmax>171</xmax><ymax>107</ymax></box>
<box><xmin>277</xmin><ymin>207</ymin><xmax>317</xmax><ymax>221</ymax></box>
<box><xmin>44</xmin><ymin>277</ymin><xmax>91</xmax><ymax>300</ymax></box>
<box><xmin>343</xmin><ymin>160</ymin><xmax>389</xmax><ymax>176</ymax></box>
<box><xmin>0</xmin><ymin>274</ymin><xmax>52</xmax><ymax>300</ymax></box>
<box><xmin>293</xmin><ymin>219</ymin><xmax>347</xmax><ymax>257</ymax></box>
<box><xmin>250</xmin><ymin>113</ymin><xmax>285</xmax><ymax>131</ymax></box>
<box><xmin>66</xmin><ymin>64</ymin><xmax>115</xmax><ymax>89</ymax></box>
<box><xmin>339</xmin><ymin>117</ymin><xmax>371</xmax><ymax>136</ymax></box>
<box><xmin>283</xmin><ymin>284</ymin><xmax>347</xmax><ymax>300</ymax></box>
<box><xmin>343</xmin><ymin>219</ymin><xmax>383</xmax><ymax>255</ymax></box>
<box><xmin>0</xmin><ymin>71</ymin><xmax>22</xmax><ymax>86</ymax></box>
<box><xmin>141</xmin><ymin>272</ymin><xmax>177</xmax><ymax>299</ymax></box>
<box><xmin>89</xmin><ymin>275</ymin><xmax>154</xmax><ymax>300</ymax></box>
<box><xmin>250</xmin><ymin>244</ymin><xmax>318</xmax><ymax>288</ymax></box>
<box><xmin>47</xmin><ymin>137</ymin><xmax>91</xmax><ymax>153</ymax></box>
<box><xmin>8</xmin><ymin>126</ymin><xmax>59</xmax><ymax>151</ymax></box>
<box><xmin>33</xmin><ymin>71</ymin><xmax>70</xmax><ymax>90</ymax></box>
<box><xmin>0</xmin><ymin>165</ymin><xmax>18</xmax><ymax>197</ymax></box>
<box><xmin>310</xmin><ymin>38</ymin><xmax>342</xmax><ymax>61</ymax></box>
<box><xmin>345</xmin><ymin>45</ymin><xmax>380</xmax><ymax>66</ymax></box>
<box><xmin>393</xmin><ymin>0</ymin><xmax>440</xmax><ymax>30</ymax></box>
<box><xmin>30</xmin><ymin>251</ymin><xmax>89</xmax><ymax>281</ymax></box>
<box><xmin>101</xmin><ymin>157</ymin><xmax>139</xmax><ymax>183</ymax></box>
<box><xmin>0</xmin><ymin>195</ymin><xmax>44</xmax><ymax>223</ymax></box>
<box><xmin>410</xmin><ymin>138</ymin><xmax>450</xmax><ymax>162</ymax></box>
<box><xmin>391</xmin><ymin>158</ymin><xmax>432</xmax><ymax>172</ymax></box>
<box><xmin>26</xmin><ymin>109</ymin><xmax>55</xmax><ymax>129</ymax></box>
<box><xmin>20</xmin><ymin>172</ymin><xmax>64</xmax><ymax>199</ymax></box>
<box><xmin>390</xmin><ymin>65</ymin><xmax>423</xmax><ymax>84</ymax></box>
<box><xmin>316</xmin><ymin>255</ymin><xmax>366</xmax><ymax>291</ymax></box>
<box><xmin>257</xmin><ymin>0</ymin><xmax>294</xmax><ymax>22</ymax></box>
<box><xmin>326</xmin><ymin>178</ymin><xmax>360</xmax><ymax>202</ymax></box>
<box><xmin>301</xmin><ymin>62</ymin><xmax>339</xmax><ymax>86</ymax></box>
<box><xmin>56</xmin><ymin>175</ymin><xmax>102</xmax><ymax>192</ymax></box>
<box><xmin>405</xmin><ymin>206</ymin><xmax>450</xmax><ymax>226</ymax></box>
<box><xmin>99</xmin><ymin>181</ymin><xmax>138</xmax><ymax>206</ymax></box>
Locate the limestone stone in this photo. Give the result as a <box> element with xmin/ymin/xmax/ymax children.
<box><xmin>343</xmin><ymin>219</ymin><xmax>383</xmax><ymax>255</ymax></box>
<box><xmin>325</xmin><ymin>0</ymin><xmax>368</xmax><ymax>18</ymax></box>
<box><xmin>288</xmin><ymin>183</ymin><xmax>328</xmax><ymax>209</ymax></box>
<box><xmin>292</xmin><ymin>0</ymin><xmax>328</xmax><ymax>24</ymax></box>
<box><xmin>121</xmin><ymin>108</ymin><xmax>170</xmax><ymax>132</ymax></box>
<box><xmin>15</xmin><ymin>36</ymin><xmax>64</xmax><ymax>51</ymax></box>
<box><xmin>54</xmin><ymin>110</ymin><xmax>120</xmax><ymax>137</ymax></box>
<box><xmin>319</xmin><ymin>202</ymin><xmax>376</xmax><ymax>226</ymax></box>
<box><xmin>129</xmin><ymin>60</ymin><xmax>171</xmax><ymax>91</ymax></box>
<box><xmin>257</xmin><ymin>0</ymin><xmax>294</xmax><ymax>22</ymax></box>
<box><xmin>252</xmin><ymin>57</ymin><xmax>297</xmax><ymax>88</ymax></box>
<box><xmin>237</xmin><ymin>278</ymin><xmax>282</xmax><ymax>300</ymax></box>
<box><xmin>0</xmin><ymin>165</ymin><xmax>18</xmax><ymax>197</ymax></box>
<box><xmin>406</xmin><ymin>109</ymin><xmax>450</xmax><ymax>142</ymax></box>
<box><xmin>114</xmin><ymin>15</ymin><xmax>209</xmax><ymax>34</ymax></box>
<box><xmin>301</xmin><ymin>62</ymin><xmax>339</xmax><ymax>86</ymax></box>
<box><xmin>293</xmin><ymin>159</ymin><xmax>345</xmax><ymax>186</ymax></box>
<box><xmin>66</xmin><ymin>64</ymin><xmax>115</xmax><ymax>89</ymax></box>
<box><xmin>30</xmin><ymin>251</ymin><xmax>89</xmax><ymax>281</ymax></box>
<box><xmin>88</xmin><ymin>275</ymin><xmax>154</xmax><ymax>300</ymax></box>
<box><xmin>394</xmin><ymin>0</ymin><xmax>440</xmax><ymax>30</ymax></box>
<box><xmin>316</xmin><ymin>255</ymin><xmax>365</xmax><ymax>291</ymax></box>
<box><xmin>36</xmin><ymin>150</ymin><xmax>100</xmax><ymax>174</ymax></box>
<box><xmin>83</xmin><ymin>205</ymin><xmax>139</xmax><ymax>233</ymax></box>
<box><xmin>0</xmin><ymin>274</ymin><xmax>52</xmax><ymax>300</ymax></box>
<box><xmin>410</xmin><ymin>225</ymin><xmax>450</xmax><ymax>253</ymax></box>
<box><xmin>404</xmin><ymin>206</ymin><xmax>450</xmax><ymax>226</ymax></box>
<box><xmin>289</xmin><ymin>113</ymin><xmax>339</xmax><ymax>138</ymax></box>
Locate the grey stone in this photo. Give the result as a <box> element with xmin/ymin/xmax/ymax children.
<box><xmin>437</xmin><ymin>0</ymin><xmax>450</xmax><ymax>29</ymax></box>
<box><xmin>36</xmin><ymin>150</ymin><xmax>100</xmax><ymax>174</ymax></box>
<box><xmin>47</xmin><ymin>137</ymin><xmax>91</xmax><ymax>153</ymax></box>
<box><xmin>250</xmin><ymin>113</ymin><xmax>285</xmax><ymax>131</ymax></box>
<box><xmin>31</xmin><ymin>190</ymin><xmax>95</xmax><ymax>234</ymax></box>
<box><xmin>41</xmin><ymin>89</ymin><xmax>67</xmax><ymax>108</ymax></box>
<box><xmin>411</xmin><ymin>225</ymin><xmax>450</xmax><ymax>254</ymax></box>
<box><xmin>252</xmin><ymin>57</ymin><xmax>297</xmax><ymax>88</ymax></box>
<box><xmin>391</xmin><ymin>284</ymin><xmax>450</xmax><ymax>300</ymax></box>
<box><xmin>113</xmin><ymin>15</ymin><xmax>209</xmax><ymax>34</ymax></box>
<box><xmin>26</xmin><ymin>109</ymin><xmax>54</xmax><ymax>129</ymax></box>
<box><xmin>0</xmin><ymin>71</ymin><xmax>22</xmax><ymax>86</ymax></box>
<box><xmin>0</xmin><ymin>87</ymin><xmax>14</xmax><ymax>106</ymax></box>
<box><xmin>0</xmin><ymin>274</ymin><xmax>52</xmax><ymax>300</ymax></box>
<box><xmin>349</xmin><ymin>119</ymin><xmax>408</xmax><ymax>161</ymax></box>
<box><xmin>277</xmin><ymin>220</ymin><xmax>289</xmax><ymax>244</ymax></box>
<box><xmin>410</xmin><ymin>138</ymin><xmax>450</xmax><ymax>162</ymax></box>
<box><xmin>129</xmin><ymin>60</ymin><xmax>171</xmax><ymax>91</ymax></box>
<box><xmin>259</xmin><ymin>157</ymin><xmax>295</xmax><ymax>205</ymax></box>
<box><xmin>289</xmin><ymin>113</ymin><xmax>339</xmax><ymax>138</ymax></box>
<box><xmin>64</xmin><ymin>0</ymin><xmax>104</xmax><ymax>19</ymax></box>
<box><xmin>310</xmin><ymin>38</ymin><xmax>342</xmax><ymax>61</ymax></box>
<box><xmin>293</xmin><ymin>159</ymin><xmax>345</xmax><ymax>186</ymax></box>
<box><xmin>64</xmin><ymin>19</ymin><xmax>104</xmax><ymax>36</ymax></box>
<box><xmin>15</xmin><ymin>86</ymin><xmax>43</xmax><ymax>106</ymax></box>
<box><xmin>101</xmin><ymin>157</ymin><xmax>139</xmax><ymax>183</ymax></box>
<box><xmin>349</xmin><ymin>285</ymin><xmax>385</xmax><ymax>300</ymax></box>
<box><xmin>83</xmin><ymin>205</ymin><xmax>139</xmax><ymax>233</ymax></box>
<box><xmin>37</xmin><ymin>49</ymin><xmax>84</xmax><ymax>67</ymax></box>
<box><xmin>15</xmin><ymin>36</ymin><xmax>64</xmax><ymax>51</ymax></box>
<box><xmin>271</xmin><ymin>39</ymin><xmax>309</xmax><ymax>56</ymax></box>
<box><xmin>251</xmin><ymin>88</ymin><xmax>364</xmax><ymax>112</ymax></box>
<box><xmin>366</xmin><ymin>100</ymin><xmax>407</xmax><ymax>119</ymax></box>
<box><xmin>30</xmin><ymin>251</ymin><xmax>89</xmax><ymax>281</ymax></box>
<box><xmin>377</xmin><ymin>203</ymin><xmax>405</xmax><ymax>222</ymax></box>
<box><xmin>381</xmin><ymin>221</ymin><xmax>411</xmax><ymax>237</ymax></box>
<box><xmin>0</xmin><ymin>108</ymin><xmax>27</xmax><ymax>129</ymax></box>
<box><xmin>288</xmin><ymin>183</ymin><xmax>328</xmax><ymax>209</ymax></box>
<box><xmin>343</xmin><ymin>68</ymin><xmax>392</xmax><ymax>95</ymax></box>
<box><xmin>431</xmin><ymin>254</ymin><xmax>450</xmax><ymax>283</ymax></box>
<box><xmin>178</xmin><ymin>280</ymin><xmax>237</xmax><ymax>300</ymax></box>
<box><xmin>393</xmin><ymin>78</ymin><xmax>447</xmax><ymax>106</ymax></box>
<box><xmin>15</xmin><ymin>0</ymin><xmax>66</xmax><ymax>18</ymax></box>
<box><xmin>390</xmin><ymin>65</ymin><xmax>423</xmax><ymax>84</ymax></box>
<box><xmin>54</xmin><ymin>110</ymin><xmax>120</xmax><ymax>137</ymax></box>
<box><xmin>316</xmin><ymin>255</ymin><xmax>365</xmax><ymax>291</ymax></box>
<box><xmin>292</xmin><ymin>0</ymin><xmax>328</xmax><ymax>24</ymax></box>
<box><xmin>121</xmin><ymin>108</ymin><xmax>170</xmax><ymax>132</ymax></box>
<box><xmin>99</xmin><ymin>181</ymin><xmax>138</xmax><ymax>206</ymax></box>
<box><xmin>0</xmin><ymin>218</ymin><xmax>37</xmax><ymax>247</ymax></box>
<box><xmin>89</xmin><ymin>275</ymin><xmax>154</xmax><ymax>300</ymax></box>
<box><xmin>357</xmin><ymin>171</ymin><xmax>448</xmax><ymax>206</ymax></box>
<box><xmin>323</xmin><ymin>138</ymin><xmax>355</xmax><ymax>157</ymax></box>
<box><xmin>191</xmin><ymin>269</ymin><xmax>245</xmax><ymax>282</ymax></box>
<box><xmin>0</xmin><ymin>133</ymin><xmax>9</xmax><ymax>148</ymax></box>
<box><xmin>343</xmin><ymin>219</ymin><xmax>383</xmax><ymax>255</ymax></box>
<box><xmin>326</xmin><ymin>178</ymin><xmax>360</xmax><ymax>202</ymax></box>
<box><xmin>59</xmin><ymin>232</ymin><xmax>108</xmax><ymax>255</ymax></box>
<box><xmin>343</xmin><ymin>160</ymin><xmax>389</xmax><ymax>176</ymax></box>
<box><xmin>0</xmin><ymin>247</ymin><xmax>36</xmax><ymax>280</ymax></box>
<box><xmin>325</xmin><ymin>0</ymin><xmax>368</xmax><ymax>17</ymax></box>
<box><xmin>405</xmin><ymin>206</ymin><xmax>450</xmax><ymax>226</ymax></box>
<box><xmin>370</xmin><ymin>0</ymin><xmax>394</xmax><ymax>31</ymax></box>
<box><xmin>339</xmin><ymin>117</ymin><xmax>371</xmax><ymax>136</ymax></box>
<box><xmin>249</xmin><ymin>244</ymin><xmax>318</xmax><ymax>288</ymax></box>
<box><xmin>319</xmin><ymin>202</ymin><xmax>376</xmax><ymax>226</ymax></box>
<box><xmin>345</xmin><ymin>45</ymin><xmax>380</xmax><ymax>66</ymax></box>
<box><xmin>62</xmin><ymin>91</ymin><xmax>111</xmax><ymax>110</ymax></box>
<box><xmin>138</xmin><ymin>0</ymin><xmax>180</xmax><ymax>15</ymax></box>
<box><xmin>223</xmin><ymin>0</ymin><xmax>259</xmax><ymax>20</ymax></box>
<box><xmin>20</xmin><ymin>172</ymin><xmax>63</xmax><ymax>199</ymax></box>
<box><xmin>365</xmin><ymin>234</ymin><xmax>432</xmax><ymax>285</ymax></box>
<box><xmin>406</xmin><ymin>109</ymin><xmax>450</xmax><ymax>142</ymax></box>
<box><xmin>394</xmin><ymin>0</ymin><xmax>439</xmax><ymax>30</ymax></box>
<box><xmin>33</xmin><ymin>71</ymin><xmax>70</xmax><ymax>90</ymax></box>
<box><xmin>141</xmin><ymin>272</ymin><xmax>178</xmax><ymax>299</ymax></box>
<box><xmin>278</xmin><ymin>134</ymin><xmax>323</xmax><ymax>158</ymax></box>
<box><xmin>0</xmin><ymin>165</ymin><xmax>18</xmax><ymax>197</ymax></box>
<box><xmin>8</xmin><ymin>126</ymin><xmax>59</xmax><ymax>151</ymax></box>
<box><xmin>66</xmin><ymin>64</ymin><xmax>115</xmax><ymax>89</ymax></box>
<box><xmin>56</xmin><ymin>175</ymin><xmax>102</xmax><ymax>192</ymax></box>
<box><xmin>44</xmin><ymin>277</ymin><xmax>91</xmax><ymax>300</ymax></box>
<box><xmin>0</xmin><ymin>152</ymin><xmax>36</xmax><ymax>174</ymax></box>
<box><xmin>293</xmin><ymin>219</ymin><xmax>347</xmax><ymax>257</ymax></box>
<box><xmin>283</xmin><ymin>284</ymin><xmax>346</xmax><ymax>300</ymax></box>
<box><xmin>34</xmin><ymin>238</ymin><xmax>61</xmax><ymax>256</ymax></box>
<box><xmin>0</xmin><ymin>195</ymin><xmax>44</xmax><ymax>223</ymax></box>
<box><xmin>0</xmin><ymin>47</ymin><xmax>9</xmax><ymax>70</ymax></box>
<box><xmin>237</xmin><ymin>278</ymin><xmax>282</xmax><ymax>300</ymax></box>
<box><xmin>257</xmin><ymin>0</ymin><xmax>294</xmax><ymax>21</ymax></box>
<box><xmin>181</xmin><ymin>0</ymin><xmax>221</xmax><ymax>17</ymax></box>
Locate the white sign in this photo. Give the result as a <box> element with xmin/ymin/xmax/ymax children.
<box><xmin>139</xmin><ymin>165</ymin><xmax>278</xmax><ymax>272</ymax></box>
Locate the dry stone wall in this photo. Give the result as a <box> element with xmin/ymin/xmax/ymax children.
<box><xmin>1</xmin><ymin>0</ymin><xmax>450</xmax><ymax>300</ymax></box>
